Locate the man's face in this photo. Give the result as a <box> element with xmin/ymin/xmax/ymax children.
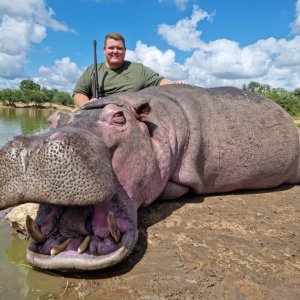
<box><xmin>104</xmin><ymin>38</ymin><xmax>126</xmax><ymax>69</ymax></box>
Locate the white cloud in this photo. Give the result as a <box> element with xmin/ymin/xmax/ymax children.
<box><xmin>0</xmin><ymin>52</ymin><xmax>27</xmax><ymax>79</ymax></box>
<box><xmin>0</xmin><ymin>0</ymin><xmax>73</xmax><ymax>32</ymax></box>
<box><xmin>185</xmin><ymin>39</ymin><xmax>271</xmax><ymax>80</ymax></box>
<box><xmin>126</xmin><ymin>41</ymin><xmax>188</xmax><ymax>80</ymax></box>
<box><xmin>158</xmin><ymin>5</ymin><xmax>212</xmax><ymax>51</ymax></box>
<box><xmin>0</xmin><ymin>15</ymin><xmax>46</xmax><ymax>55</ymax></box>
<box><xmin>291</xmin><ymin>0</ymin><xmax>300</xmax><ymax>34</ymax></box>
<box><xmin>156</xmin><ymin>2</ymin><xmax>300</xmax><ymax>90</ymax></box>
<box><xmin>0</xmin><ymin>0</ymin><xmax>74</xmax><ymax>88</ymax></box>
<box><xmin>158</xmin><ymin>0</ymin><xmax>190</xmax><ymax>11</ymax></box>
<box><xmin>183</xmin><ymin>36</ymin><xmax>300</xmax><ymax>90</ymax></box>
<box><xmin>35</xmin><ymin>57</ymin><xmax>84</xmax><ymax>93</ymax></box>
<box><xmin>124</xmin><ymin>31</ymin><xmax>300</xmax><ymax>90</ymax></box>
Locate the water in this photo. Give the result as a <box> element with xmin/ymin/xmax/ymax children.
<box><xmin>0</xmin><ymin>107</ymin><xmax>70</xmax><ymax>300</ymax></box>
<box><xmin>0</xmin><ymin>107</ymin><xmax>54</xmax><ymax>147</ymax></box>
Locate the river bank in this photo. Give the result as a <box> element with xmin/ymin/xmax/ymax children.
<box><xmin>0</xmin><ymin>102</ymin><xmax>73</xmax><ymax>112</ymax></box>
<box><xmin>2</xmin><ymin>102</ymin><xmax>300</xmax><ymax>125</ymax></box>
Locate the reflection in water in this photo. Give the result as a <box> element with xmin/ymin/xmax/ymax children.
<box><xmin>0</xmin><ymin>107</ymin><xmax>55</xmax><ymax>147</ymax></box>
<box><xmin>0</xmin><ymin>107</ymin><xmax>70</xmax><ymax>299</ymax></box>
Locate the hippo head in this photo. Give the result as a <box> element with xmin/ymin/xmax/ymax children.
<box><xmin>0</xmin><ymin>97</ymin><xmax>165</xmax><ymax>271</ymax></box>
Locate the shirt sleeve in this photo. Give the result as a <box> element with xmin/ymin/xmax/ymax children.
<box><xmin>72</xmin><ymin>66</ymin><xmax>93</xmax><ymax>98</ymax></box>
<box><xmin>141</xmin><ymin>65</ymin><xmax>164</xmax><ymax>88</ymax></box>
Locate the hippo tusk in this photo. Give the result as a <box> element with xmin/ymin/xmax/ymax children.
<box><xmin>50</xmin><ymin>238</ymin><xmax>72</xmax><ymax>255</ymax></box>
<box><xmin>26</xmin><ymin>215</ymin><xmax>45</xmax><ymax>244</ymax></box>
<box><xmin>77</xmin><ymin>235</ymin><xmax>91</xmax><ymax>254</ymax></box>
<box><xmin>107</xmin><ymin>211</ymin><xmax>121</xmax><ymax>243</ymax></box>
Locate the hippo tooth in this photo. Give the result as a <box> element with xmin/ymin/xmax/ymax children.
<box><xmin>50</xmin><ymin>238</ymin><xmax>72</xmax><ymax>255</ymax></box>
<box><xmin>107</xmin><ymin>211</ymin><xmax>121</xmax><ymax>244</ymax></box>
<box><xmin>26</xmin><ymin>215</ymin><xmax>45</xmax><ymax>244</ymax></box>
<box><xmin>77</xmin><ymin>235</ymin><xmax>91</xmax><ymax>254</ymax></box>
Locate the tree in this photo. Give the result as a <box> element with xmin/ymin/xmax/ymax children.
<box><xmin>242</xmin><ymin>82</ymin><xmax>300</xmax><ymax>116</ymax></box>
<box><xmin>0</xmin><ymin>89</ymin><xmax>22</xmax><ymax>106</ymax></box>
<box><xmin>53</xmin><ymin>91</ymin><xmax>73</xmax><ymax>106</ymax></box>
<box><xmin>293</xmin><ymin>88</ymin><xmax>300</xmax><ymax>98</ymax></box>
<box><xmin>263</xmin><ymin>88</ymin><xmax>300</xmax><ymax>116</ymax></box>
<box><xmin>0</xmin><ymin>80</ymin><xmax>74</xmax><ymax>108</ymax></box>
<box><xmin>19</xmin><ymin>80</ymin><xmax>40</xmax><ymax>92</ymax></box>
<box><xmin>242</xmin><ymin>81</ymin><xmax>271</xmax><ymax>94</ymax></box>
<box><xmin>41</xmin><ymin>87</ymin><xmax>58</xmax><ymax>103</ymax></box>
<box><xmin>24</xmin><ymin>90</ymin><xmax>48</xmax><ymax>107</ymax></box>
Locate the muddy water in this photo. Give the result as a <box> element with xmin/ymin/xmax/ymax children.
<box><xmin>0</xmin><ymin>107</ymin><xmax>70</xmax><ymax>299</ymax></box>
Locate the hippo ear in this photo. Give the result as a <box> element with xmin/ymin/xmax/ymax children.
<box><xmin>134</xmin><ymin>102</ymin><xmax>151</xmax><ymax>120</ymax></box>
<box><xmin>48</xmin><ymin>111</ymin><xmax>73</xmax><ymax>129</ymax></box>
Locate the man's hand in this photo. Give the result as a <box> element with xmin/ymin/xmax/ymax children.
<box><xmin>173</xmin><ymin>80</ymin><xmax>187</xmax><ymax>84</ymax></box>
<box><xmin>159</xmin><ymin>79</ymin><xmax>187</xmax><ymax>85</ymax></box>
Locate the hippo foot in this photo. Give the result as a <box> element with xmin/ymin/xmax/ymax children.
<box><xmin>26</xmin><ymin>197</ymin><xmax>137</xmax><ymax>271</ymax></box>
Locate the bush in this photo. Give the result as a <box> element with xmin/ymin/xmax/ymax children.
<box><xmin>0</xmin><ymin>80</ymin><xmax>74</xmax><ymax>108</ymax></box>
<box><xmin>53</xmin><ymin>91</ymin><xmax>73</xmax><ymax>107</ymax></box>
<box><xmin>243</xmin><ymin>82</ymin><xmax>300</xmax><ymax>116</ymax></box>
<box><xmin>0</xmin><ymin>89</ymin><xmax>22</xmax><ymax>106</ymax></box>
<box><xmin>263</xmin><ymin>88</ymin><xmax>300</xmax><ymax>116</ymax></box>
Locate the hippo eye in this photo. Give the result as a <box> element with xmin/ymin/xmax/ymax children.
<box><xmin>112</xmin><ymin>111</ymin><xmax>126</xmax><ymax>125</ymax></box>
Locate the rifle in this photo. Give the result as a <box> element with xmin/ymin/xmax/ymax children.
<box><xmin>92</xmin><ymin>40</ymin><xmax>99</xmax><ymax>99</ymax></box>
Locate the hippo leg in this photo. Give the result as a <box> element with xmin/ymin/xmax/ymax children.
<box><xmin>158</xmin><ymin>182</ymin><xmax>190</xmax><ymax>200</ymax></box>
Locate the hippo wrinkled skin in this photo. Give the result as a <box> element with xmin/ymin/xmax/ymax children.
<box><xmin>0</xmin><ymin>85</ymin><xmax>299</xmax><ymax>271</ymax></box>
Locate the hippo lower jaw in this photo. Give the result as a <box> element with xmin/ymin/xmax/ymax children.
<box><xmin>26</xmin><ymin>246</ymin><xmax>129</xmax><ymax>271</ymax></box>
<box><xmin>25</xmin><ymin>196</ymin><xmax>138</xmax><ymax>271</ymax></box>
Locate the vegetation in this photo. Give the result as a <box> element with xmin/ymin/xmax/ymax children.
<box><xmin>242</xmin><ymin>81</ymin><xmax>300</xmax><ymax>116</ymax></box>
<box><xmin>1</xmin><ymin>79</ymin><xmax>299</xmax><ymax>116</ymax></box>
<box><xmin>0</xmin><ymin>80</ymin><xmax>73</xmax><ymax>108</ymax></box>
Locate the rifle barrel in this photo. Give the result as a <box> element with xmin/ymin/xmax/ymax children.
<box><xmin>93</xmin><ymin>40</ymin><xmax>99</xmax><ymax>99</ymax></box>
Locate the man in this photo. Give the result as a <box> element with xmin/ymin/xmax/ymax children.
<box><xmin>73</xmin><ymin>32</ymin><xmax>185</xmax><ymax>107</ymax></box>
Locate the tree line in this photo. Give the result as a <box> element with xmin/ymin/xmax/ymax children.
<box><xmin>0</xmin><ymin>80</ymin><xmax>73</xmax><ymax>108</ymax></box>
<box><xmin>1</xmin><ymin>79</ymin><xmax>300</xmax><ymax>116</ymax></box>
<box><xmin>242</xmin><ymin>82</ymin><xmax>300</xmax><ymax>116</ymax></box>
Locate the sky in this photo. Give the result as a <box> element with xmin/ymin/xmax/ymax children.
<box><xmin>0</xmin><ymin>0</ymin><xmax>300</xmax><ymax>94</ymax></box>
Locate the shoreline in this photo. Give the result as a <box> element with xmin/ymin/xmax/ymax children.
<box><xmin>0</xmin><ymin>102</ymin><xmax>73</xmax><ymax>112</ymax></box>
<box><xmin>1</xmin><ymin>103</ymin><xmax>300</xmax><ymax>124</ymax></box>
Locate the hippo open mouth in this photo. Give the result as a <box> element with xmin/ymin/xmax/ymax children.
<box><xmin>26</xmin><ymin>197</ymin><xmax>138</xmax><ymax>271</ymax></box>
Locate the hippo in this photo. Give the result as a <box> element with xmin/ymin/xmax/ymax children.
<box><xmin>0</xmin><ymin>84</ymin><xmax>299</xmax><ymax>272</ymax></box>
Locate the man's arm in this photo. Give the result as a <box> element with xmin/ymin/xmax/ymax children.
<box><xmin>73</xmin><ymin>93</ymin><xmax>90</xmax><ymax>108</ymax></box>
<box><xmin>159</xmin><ymin>78</ymin><xmax>186</xmax><ymax>85</ymax></box>
<box><xmin>159</xmin><ymin>78</ymin><xmax>173</xmax><ymax>85</ymax></box>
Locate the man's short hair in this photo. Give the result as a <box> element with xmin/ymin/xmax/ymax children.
<box><xmin>104</xmin><ymin>32</ymin><xmax>126</xmax><ymax>48</ymax></box>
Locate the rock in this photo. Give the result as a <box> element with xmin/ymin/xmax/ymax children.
<box><xmin>5</xmin><ymin>203</ymin><xmax>39</xmax><ymax>239</ymax></box>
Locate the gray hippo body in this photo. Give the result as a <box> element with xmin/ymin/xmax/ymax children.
<box><xmin>0</xmin><ymin>85</ymin><xmax>299</xmax><ymax>271</ymax></box>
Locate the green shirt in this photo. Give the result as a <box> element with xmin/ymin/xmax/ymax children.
<box><xmin>73</xmin><ymin>61</ymin><xmax>164</xmax><ymax>98</ymax></box>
